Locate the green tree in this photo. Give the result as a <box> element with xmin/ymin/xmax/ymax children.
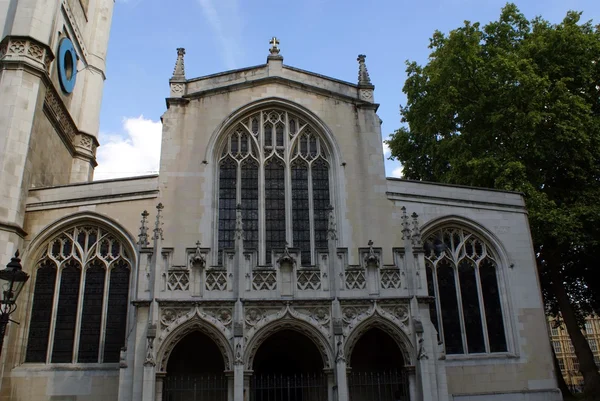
<box><xmin>386</xmin><ymin>4</ymin><xmax>600</xmax><ymax>398</ymax></box>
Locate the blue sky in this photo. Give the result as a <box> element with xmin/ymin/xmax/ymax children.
<box><xmin>94</xmin><ymin>0</ymin><xmax>600</xmax><ymax>179</ymax></box>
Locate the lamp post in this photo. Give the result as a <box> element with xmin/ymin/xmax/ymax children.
<box><xmin>0</xmin><ymin>251</ymin><xmax>30</xmax><ymax>358</ymax></box>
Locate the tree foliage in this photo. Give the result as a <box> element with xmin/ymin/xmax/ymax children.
<box><xmin>386</xmin><ymin>4</ymin><xmax>600</xmax><ymax>397</ymax></box>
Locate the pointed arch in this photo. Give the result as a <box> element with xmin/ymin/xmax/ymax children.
<box><xmin>344</xmin><ymin>314</ymin><xmax>415</xmax><ymax>367</ymax></box>
<box><xmin>244</xmin><ymin>316</ymin><xmax>334</xmax><ymax>370</ymax></box>
<box><xmin>22</xmin><ymin>212</ymin><xmax>138</xmax><ymax>364</ymax></box>
<box><xmin>420</xmin><ymin>215</ymin><xmax>516</xmax><ymax>356</ymax></box>
<box><xmin>156</xmin><ymin>315</ymin><xmax>234</xmax><ymax>373</ymax></box>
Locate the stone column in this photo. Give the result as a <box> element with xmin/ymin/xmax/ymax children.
<box><xmin>406</xmin><ymin>366</ymin><xmax>417</xmax><ymax>401</ymax></box>
<box><xmin>335</xmin><ymin>336</ymin><xmax>349</xmax><ymax>401</ymax></box>
<box><xmin>155</xmin><ymin>372</ymin><xmax>166</xmax><ymax>401</ymax></box>
<box><xmin>233</xmin><ymin>363</ymin><xmax>244</xmax><ymax>401</ymax></box>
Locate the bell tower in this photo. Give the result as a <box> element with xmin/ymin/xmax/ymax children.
<box><xmin>0</xmin><ymin>0</ymin><xmax>115</xmax><ymax>264</ymax></box>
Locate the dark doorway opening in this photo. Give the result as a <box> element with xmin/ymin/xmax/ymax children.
<box><xmin>348</xmin><ymin>327</ymin><xmax>409</xmax><ymax>401</ymax></box>
<box><xmin>251</xmin><ymin>329</ymin><xmax>327</xmax><ymax>401</ymax></box>
<box><xmin>163</xmin><ymin>331</ymin><xmax>227</xmax><ymax>401</ymax></box>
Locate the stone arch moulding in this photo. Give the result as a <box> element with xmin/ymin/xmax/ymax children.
<box><xmin>24</xmin><ymin>211</ymin><xmax>139</xmax><ymax>268</ymax></box>
<box><xmin>344</xmin><ymin>309</ymin><xmax>415</xmax><ymax>367</ymax></box>
<box><xmin>156</xmin><ymin>311</ymin><xmax>234</xmax><ymax>372</ymax></box>
<box><xmin>243</xmin><ymin>311</ymin><xmax>335</xmax><ymax>370</ymax></box>
<box><xmin>203</xmin><ymin>97</ymin><xmax>343</xmax><ymax>168</ymax></box>
<box><xmin>419</xmin><ymin>214</ymin><xmax>519</xmax><ymax>357</ymax></box>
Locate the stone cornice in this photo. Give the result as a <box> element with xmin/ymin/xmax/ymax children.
<box><xmin>0</xmin><ymin>36</ymin><xmax>54</xmax><ymax>72</ymax></box>
<box><xmin>170</xmin><ymin>76</ymin><xmax>379</xmax><ymax>111</ymax></box>
<box><xmin>0</xmin><ymin>221</ymin><xmax>28</xmax><ymax>238</ymax></box>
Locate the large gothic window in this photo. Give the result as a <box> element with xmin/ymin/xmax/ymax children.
<box><xmin>217</xmin><ymin>109</ymin><xmax>331</xmax><ymax>266</ymax></box>
<box><xmin>25</xmin><ymin>225</ymin><xmax>131</xmax><ymax>364</ymax></box>
<box><xmin>424</xmin><ymin>227</ymin><xmax>508</xmax><ymax>355</ymax></box>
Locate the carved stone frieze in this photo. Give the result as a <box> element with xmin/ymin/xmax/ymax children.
<box><xmin>340</xmin><ymin>300</ymin><xmax>410</xmax><ymax>337</ymax></box>
<box><xmin>158</xmin><ymin>304</ymin><xmax>233</xmax><ymax>340</ymax></box>
<box><xmin>0</xmin><ymin>37</ymin><xmax>54</xmax><ymax>71</ymax></box>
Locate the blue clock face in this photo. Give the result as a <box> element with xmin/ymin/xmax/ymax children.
<box><xmin>57</xmin><ymin>37</ymin><xmax>77</xmax><ymax>94</ymax></box>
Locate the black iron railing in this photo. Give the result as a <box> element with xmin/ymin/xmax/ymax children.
<box><xmin>348</xmin><ymin>369</ymin><xmax>409</xmax><ymax>401</ymax></box>
<box><xmin>163</xmin><ymin>374</ymin><xmax>228</xmax><ymax>401</ymax></box>
<box><xmin>251</xmin><ymin>372</ymin><xmax>328</xmax><ymax>401</ymax></box>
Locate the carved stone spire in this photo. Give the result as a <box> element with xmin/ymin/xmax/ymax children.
<box><xmin>364</xmin><ymin>240</ymin><xmax>380</xmax><ymax>267</ymax></box>
<box><xmin>172</xmin><ymin>48</ymin><xmax>186</xmax><ymax>80</ymax></box>
<box><xmin>137</xmin><ymin>210</ymin><xmax>150</xmax><ymax>247</ymax></box>
<box><xmin>327</xmin><ymin>205</ymin><xmax>337</xmax><ymax>241</ymax></box>
<box><xmin>357</xmin><ymin>55</ymin><xmax>373</xmax><ymax>87</ymax></box>
<box><xmin>401</xmin><ymin>207</ymin><xmax>411</xmax><ymax>241</ymax></box>
<box><xmin>190</xmin><ymin>240</ymin><xmax>206</xmax><ymax>268</ymax></box>
<box><xmin>153</xmin><ymin>203</ymin><xmax>164</xmax><ymax>240</ymax></box>
<box><xmin>411</xmin><ymin>212</ymin><xmax>423</xmax><ymax>248</ymax></box>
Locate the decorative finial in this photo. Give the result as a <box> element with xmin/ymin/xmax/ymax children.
<box><xmin>137</xmin><ymin>210</ymin><xmax>150</xmax><ymax>246</ymax></box>
<box><xmin>277</xmin><ymin>241</ymin><xmax>295</xmax><ymax>266</ymax></box>
<box><xmin>153</xmin><ymin>203</ymin><xmax>164</xmax><ymax>240</ymax></box>
<box><xmin>357</xmin><ymin>54</ymin><xmax>373</xmax><ymax>87</ymax></box>
<box><xmin>269</xmin><ymin>37</ymin><xmax>280</xmax><ymax>55</ymax></box>
<box><xmin>401</xmin><ymin>206</ymin><xmax>411</xmax><ymax>240</ymax></box>
<box><xmin>190</xmin><ymin>240</ymin><xmax>206</xmax><ymax>268</ymax></box>
<box><xmin>364</xmin><ymin>240</ymin><xmax>380</xmax><ymax>267</ymax></box>
<box><xmin>411</xmin><ymin>212</ymin><xmax>422</xmax><ymax>248</ymax></box>
<box><xmin>327</xmin><ymin>205</ymin><xmax>337</xmax><ymax>241</ymax></box>
<box><xmin>235</xmin><ymin>204</ymin><xmax>244</xmax><ymax>241</ymax></box>
<box><xmin>172</xmin><ymin>48</ymin><xmax>186</xmax><ymax>79</ymax></box>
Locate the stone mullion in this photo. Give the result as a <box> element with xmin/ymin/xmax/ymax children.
<box><xmin>307</xmin><ymin>162</ymin><xmax>316</xmax><ymax>266</ymax></box>
<box><xmin>98</xmin><ymin>263</ymin><xmax>112</xmax><ymax>362</ymax></box>
<box><xmin>258</xmin><ymin>112</ymin><xmax>266</xmax><ymax>265</ymax></box>
<box><xmin>474</xmin><ymin>260</ymin><xmax>491</xmax><ymax>353</ymax></box>
<box><xmin>284</xmin><ymin>112</ymin><xmax>293</xmax><ymax>248</ymax></box>
<box><xmin>453</xmin><ymin>259</ymin><xmax>469</xmax><ymax>354</ymax></box>
<box><xmin>46</xmin><ymin>261</ymin><xmax>64</xmax><ymax>363</ymax></box>
<box><xmin>71</xmin><ymin>260</ymin><xmax>88</xmax><ymax>363</ymax></box>
<box><xmin>431</xmin><ymin>262</ymin><xmax>445</xmax><ymax>354</ymax></box>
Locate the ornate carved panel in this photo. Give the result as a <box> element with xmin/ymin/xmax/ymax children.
<box><xmin>297</xmin><ymin>269</ymin><xmax>321</xmax><ymax>290</ymax></box>
<box><xmin>205</xmin><ymin>270</ymin><xmax>227</xmax><ymax>291</ymax></box>
<box><xmin>252</xmin><ymin>269</ymin><xmax>277</xmax><ymax>290</ymax></box>
<box><xmin>380</xmin><ymin>268</ymin><xmax>402</xmax><ymax>289</ymax></box>
<box><xmin>167</xmin><ymin>269</ymin><xmax>190</xmax><ymax>291</ymax></box>
<box><xmin>345</xmin><ymin>269</ymin><xmax>366</xmax><ymax>290</ymax></box>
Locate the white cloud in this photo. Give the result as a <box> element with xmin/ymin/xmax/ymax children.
<box><xmin>196</xmin><ymin>0</ymin><xmax>243</xmax><ymax>70</ymax></box>
<box><xmin>382</xmin><ymin>140</ymin><xmax>391</xmax><ymax>157</ymax></box>
<box><xmin>391</xmin><ymin>166</ymin><xmax>404</xmax><ymax>178</ymax></box>
<box><xmin>94</xmin><ymin>116</ymin><xmax>162</xmax><ymax>181</ymax></box>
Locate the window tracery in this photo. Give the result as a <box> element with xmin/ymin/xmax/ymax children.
<box><xmin>217</xmin><ymin>109</ymin><xmax>331</xmax><ymax>266</ymax></box>
<box><xmin>424</xmin><ymin>226</ymin><xmax>507</xmax><ymax>355</ymax></box>
<box><xmin>25</xmin><ymin>225</ymin><xmax>132</xmax><ymax>364</ymax></box>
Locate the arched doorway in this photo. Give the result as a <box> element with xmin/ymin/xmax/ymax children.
<box><xmin>251</xmin><ymin>329</ymin><xmax>327</xmax><ymax>401</ymax></box>
<box><xmin>163</xmin><ymin>331</ymin><xmax>228</xmax><ymax>401</ymax></box>
<box><xmin>348</xmin><ymin>328</ymin><xmax>409</xmax><ymax>401</ymax></box>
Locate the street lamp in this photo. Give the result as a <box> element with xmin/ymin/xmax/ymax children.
<box><xmin>0</xmin><ymin>251</ymin><xmax>30</xmax><ymax>357</ymax></box>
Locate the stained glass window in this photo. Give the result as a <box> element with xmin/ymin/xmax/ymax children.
<box><xmin>26</xmin><ymin>225</ymin><xmax>132</xmax><ymax>364</ymax></box>
<box><xmin>216</xmin><ymin>109</ymin><xmax>332</xmax><ymax>266</ymax></box>
<box><xmin>265</xmin><ymin>158</ymin><xmax>286</xmax><ymax>260</ymax></box>
<box><xmin>25</xmin><ymin>260</ymin><xmax>57</xmax><ymax>362</ymax></box>
<box><xmin>77</xmin><ymin>260</ymin><xmax>106</xmax><ymax>362</ymax></box>
<box><xmin>424</xmin><ymin>227</ymin><xmax>507</xmax><ymax>355</ymax></box>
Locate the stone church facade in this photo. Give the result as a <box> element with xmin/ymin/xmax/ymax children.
<box><xmin>0</xmin><ymin>1</ymin><xmax>561</xmax><ymax>401</ymax></box>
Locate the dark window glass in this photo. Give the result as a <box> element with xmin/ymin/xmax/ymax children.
<box><xmin>309</xmin><ymin>136</ymin><xmax>317</xmax><ymax>158</ymax></box>
<box><xmin>241</xmin><ymin>159</ymin><xmax>259</xmax><ymax>251</ymax></box>
<box><xmin>264</xmin><ymin>123</ymin><xmax>272</xmax><ymax>147</ymax></box>
<box><xmin>218</xmin><ymin>157</ymin><xmax>237</xmax><ymax>264</ymax></box>
<box><xmin>292</xmin><ymin>161</ymin><xmax>310</xmax><ymax>265</ymax></box>
<box><xmin>78</xmin><ymin>260</ymin><xmax>106</xmax><ymax>362</ymax></box>
<box><xmin>265</xmin><ymin>158</ymin><xmax>285</xmax><ymax>262</ymax></box>
<box><xmin>480</xmin><ymin>258</ymin><xmax>507</xmax><ymax>352</ymax></box>
<box><xmin>312</xmin><ymin>158</ymin><xmax>330</xmax><ymax>252</ymax></box>
<box><xmin>240</xmin><ymin>133</ymin><xmax>249</xmax><ymax>155</ymax></box>
<box><xmin>230</xmin><ymin>133</ymin><xmax>239</xmax><ymax>155</ymax></box>
<box><xmin>103</xmin><ymin>261</ymin><xmax>130</xmax><ymax>362</ymax></box>
<box><xmin>426</xmin><ymin>262</ymin><xmax>440</xmax><ymax>338</ymax></box>
<box><xmin>458</xmin><ymin>260</ymin><xmax>485</xmax><ymax>353</ymax></box>
<box><xmin>437</xmin><ymin>260</ymin><xmax>464</xmax><ymax>354</ymax></box>
<box><xmin>251</xmin><ymin>118</ymin><xmax>259</xmax><ymax>135</ymax></box>
<box><xmin>290</xmin><ymin>119</ymin><xmax>296</xmax><ymax>135</ymax></box>
<box><xmin>26</xmin><ymin>260</ymin><xmax>57</xmax><ymax>362</ymax></box>
<box><xmin>300</xmin><ymin>135</ymin><xmax>308</xmax><ymax>156</ymax></box>
<box><xmin>276</xmin><ymin>124</ymin><xmax>284</xmax><ymax>147</ymax></box>
<box><xmin>51</xmin><ymin>260</ymin><xmax>81</xmax><ymax>363</ymax></box>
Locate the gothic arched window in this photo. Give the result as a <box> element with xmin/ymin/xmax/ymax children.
<box><xmin>217</xmin><ymin>109</ymin><xmax>331</xmax><ymax>266</ymax></box>
<box><xmin>424</xmin><ymin>227</ymin><xmax>507</xmax><ymax>355</ymax></box>
<box><xmin>25</xmin><ymin>225</ymin><xmax>132</xmax><ymax>364</ymax></box>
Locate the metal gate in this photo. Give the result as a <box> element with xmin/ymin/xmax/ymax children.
<box><xmin>163</xmin><ymin>375</ymin><xmax>228</xmax><ymax>401</ymax></box>
<box><xmin>348</xmin><ymin>370</ymin><xmax>409</xmax><ymax>401</ymax></box>
<box><xmin>250</xmin><ymin>373</ymin><xmax>328</xmax><ymax>401</ymax></box>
